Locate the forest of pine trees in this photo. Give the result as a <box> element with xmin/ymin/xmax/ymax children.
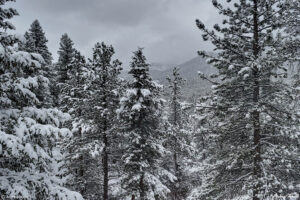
<box><xmin>0</xmin><ymin>0</ymin><xmax>299</xmax><ymax>199</ymax></box>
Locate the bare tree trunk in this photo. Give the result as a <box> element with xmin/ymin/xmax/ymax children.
<box><xmin>252</xmin><ymin>0</ymin><xmax>262</xmax><ymax>199</ymax></box>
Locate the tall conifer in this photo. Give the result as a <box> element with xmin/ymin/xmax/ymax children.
<box><xmin>118</xmin><ymin>48</ymin><xmax>175</xmax><ymax>200</ymax></box>
<box><xmin>26</xmin><ymin>20</ymin><xmax>52</xmax><ymax>64</ymax></box>
<box><xmin>57</xmin><ymin>33</ymin><xmax>75</xmax><ymax>83</ymax></box>
<box><xmin>195</xmin><ymin>0</ymin><xmax>299</xmax><ymax>199</ymax></box>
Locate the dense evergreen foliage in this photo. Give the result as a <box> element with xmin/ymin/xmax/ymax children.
<box><xmin>118</xmin><ymin>49</ymin><xmax>175</xmax><ymax>199</ymax></box>
<box><xmin>0</xmin><ymin>0</ymin><xmax>299</xmax><ymax>199</ymax></box>
<box><xmin>193</xmin><ymin>0</ymin><xmax>300</xmax><ymax>199</ymax></box>
<box><xmin>21</xmin><ymin>20</ymin><xmax>53</xmax><ymax>65</ymax></box>
<box><xmin>57</xmin><ymin>33</ymin><xmax>75</xmax><ymax>83</ymax></box>
<box><xmin>0</xmin><ymin>1</ymin><xmax>82</xmax><ymax>199</ymax></box>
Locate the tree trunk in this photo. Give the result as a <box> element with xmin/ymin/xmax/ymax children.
<box><xmin>174</xmin><ymin>152</ymin><xmax>179</xmax><ymax>174</ymax></box>
<box><xmin>140</xmin><ymin>173</ymin><xmax>145</xmax><ymax>200</ymax></box>
<box><xmin>131</xmin><ymin>194</ymin><xmax>135</xmax><ymax>200</ymax></box>
<box><xmin>253</xmin><ymin>106</ymin><xmax>261</xmax><ymax>200</ymax></box>
<box><xmin>252</xmin><ymin>0</ymin><xmax>262</xmax><ymax>199</ymax></box>
<box><xmin>102</xmin><ymin>69</ymin><xmax>109</xmax><ymax>200</ymax></box>
<box><xmin>79</xmin><ymin>127</ymin><xmax>85</xmax><ymax>195</ymax></box>
<box><xmin>173</xmin><ymin>82</ymin><xmax>180</xmax><ymax>200</ymax></box>
<box><xmin>173</xmin><ymin>151</ymin><xmax>178</xmax><ymax>199</ymax></box>
<box><xmin>102</xmin><ymin>131</ymin><xmax>108</xmax><ymax>200</ymax></box>
<box><xmin>79</xmin><ymin>154</ymin><xmax>84</xmax><ymax>195</ymax></box>
<box><xmin>103</xmin><ymin>120</ymin><xmax>109</xmax><ymax>200</ymax></box>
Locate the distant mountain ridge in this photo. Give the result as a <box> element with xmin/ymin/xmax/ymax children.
<box><xmin>121</xmin><ymin>56</ymin><xmax>216</xmax><ymax>101</ymax></box>
<box><xmin>150</xmin><ymin>56</ymin><xmax>215</xmax><ymax>82</ymax></box>
<box><xmin>150</xmin><ymin>62</ymin><xmax>173</xmax><ymax>71</ymax></box>
<box><xmin>150</xmin><ymin>56</ymin><xmax>216</xmax><ymax>101</ymax></box>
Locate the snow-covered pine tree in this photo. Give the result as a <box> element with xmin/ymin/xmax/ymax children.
<box><xmin>20</xmin><ymin>20</ymin><xmax>54</xmax><ymax>107</ymax></box>
<box><xmin>165</xmin><ymin>67</ymin><xmax>189</xmax><ymax>199</ymax></box>
<box><xmin>284</xmin><ymin>1</ymin><xmax>300</xmax><ymax>194</ymax></box>
<box><xmin>195</xmin><ymin>0</ymin><xmax>300</xmax><ymax>199</ymax></box>
<box><xmin>285</xmin><ymin>0</ymin><xmax>300</xmax><ymax>38</ymax></box>
<box><xmin>0</xmin><ymin>1</ymin><xmax>82</xmax><ymax>199</ymax></box>
<box><xmin>85</xmin><ymin>42</ymin><xmax>123</xmax><ymax>200</ymax></box>
<box><xmin>118</xmin><ymin>48</ymin><xmax>175</xmax><ymax>200</ymax></box>
<box><xmin>187</xmin><ymin>91</ymin><xmax>226</xmax><ymax>199</ymax></box>
<box><xmin>25</xmin><ymin>19</ymin><xmax>52</xmax><ymax>65</ymax></box>
<box><xmin>53</xmin><ymin>33</ymin><xmax>76</xmax><ymax>108</ymax></box>
<box><xmin>57</xmin><ymin>33</ymin><xmax>75</xmax><ymax>83</ymax></box>
<box><xmin>285</xmin><ymin>0</ymin><xmax>300</xmax><ymax>83</ymax></box>
<box><xmin>19</xmin><ymin>31</ymin><xmax>35</xmax><ymax>53</ymax></box>
<box><xmin>61</xmin><ymin>50</ymin><xmax>103</xmax><ymax>199</ymax></box>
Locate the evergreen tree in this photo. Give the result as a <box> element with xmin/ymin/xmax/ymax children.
<box><xmin>54</xmin><ymin>33</ymin><xmax>75</xmax><ymax>108</ymax></box>
<box><xmin>57</xmin><ymin>33</ymin><xmax>75</xmax><ymax>83</ymax></box>
<box><xmin>88</xmin><ymin>42</ymin><xmax>122</xmax><ymax>200</ymax></box>
<box><xmin>118</xmin><ymin>48</ymin><xmax>175</xmax><ymax>200</ymax></box>
<box><xmin>62</xmin><ymin>50</ymin><xmax>103</xmax><ymax>199</ymax></box>
<box><xmin>285</xmin><ymin>0</ymin><xmax>300</xmax><ymax>37</ymax></box>
<box><xmin>0</xmin><ymin>1</ymin><xmax>82</xmax><ymax>199</ymax></box>
<box><xmin>165</xmin><ymin>67</ymin><xmax>189</xmax><ymax>199</ymax></box>
<box><xmin>19</xmin><ymin>31</ymin><xmax>35</xmax><ymax>52</ymax></box>
<box><xmin>66</xmin><ymin>42</ymin><xmax>123</xmax><ymax>199</ymax></box>
<box><xmin>26</xmin><ymin>19</ymin><xmax>52</xmax><ymax>65</ymax></box>
<box><xmin>194</xmin><ymin>0</ymin><xmax>299</xmax><ymax>199</ymax></box>
<box><xmin>285</xmin><ymin>0</ymin><xmax>300</xmax><ymax>82</ymax></box>
<box><xmin>285</xmin><ymin>2</ymin><xmax>300</xmax><ymax>194</ymax></box>
<box><xmin>22</xmin><ymin>20</ymin><xmax>54</xmax><ymax>107</ymax></box>
<box><xmin>187</xmin><ymin>92</ymin><xmax>226</xmax><ymax>199</ymax></box>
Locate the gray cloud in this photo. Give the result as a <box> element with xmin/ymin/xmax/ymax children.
<box><xmin>10</xmin><ymin>0</ymin><xmax>220</xmax><ymax>67</ymax></box>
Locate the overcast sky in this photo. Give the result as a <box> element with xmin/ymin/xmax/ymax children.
<box><xmin>10</xmin><ymin>0</ymin><xmax>219</xmax><ymax>66</ymax></box>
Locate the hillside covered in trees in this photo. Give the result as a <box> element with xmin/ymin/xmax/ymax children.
<box><xmin>0</xmin><ymin>0</ymin><xmax>300</xmax><ymax>200</ymax></box>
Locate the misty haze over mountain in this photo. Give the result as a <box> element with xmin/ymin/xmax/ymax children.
<box><xmin>122</xmin><ymin>55</ymin><xmax>216</xmax><ymax>100</ymax></box>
